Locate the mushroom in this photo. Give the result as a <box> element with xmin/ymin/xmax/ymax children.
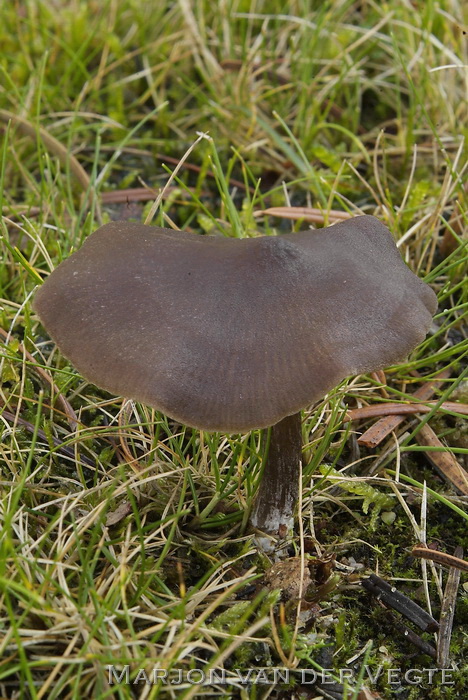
<box><xmin>33</xmin><ymin>215</ymin><xmax>437</xmax><ymax>546</ymax></box>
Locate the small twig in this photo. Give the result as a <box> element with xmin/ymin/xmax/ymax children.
<box><xmin>101</xmin><ymin>186</ymin><xmax>160</xmax><ymax>203</ymax></box>
<box><xmin>382</xmin><ymin>606</ymin><xmax>437</xmax><ymax>659</ymax></box>
<box><xmin>413</xmin><ymin>422</ymin><xmax>468</xmax><ymax>495</ymax></box>
<box><xmin>399</xmin><ymin>620</ymin><xmax>437</xmax><ymax>659</ymax></box>
<box><xmin>353</xmin><ymin>369</ymin><xmax>467</xmax><ymax>494</ymax></box>
<box><xmin>437</xmin><ymin>546</ymin><xmax>463</xmax><ymax>668</ymax></box>
<box><xmin>100</xmin><ymin>185</ymin><xmax>208</xmax><ymax>204</ymax></box>
<box><xmin>346</xmin><ymin>400</ymin><xmax>467</xmax><ymax>421</ymax></box>
<box><xmin>361</xmin><ymin>574</ymin><xmax>439</xmax><ymax>632</ymax></box>
<box><xmin>412</xmin><ymin>545</ymin><xmax>468</xmax><ymax>573</ymax></box>
<box><xmin>357</xmin><ymin>369</ymin><xmax>452</xmax><ymax>448</ymax></box>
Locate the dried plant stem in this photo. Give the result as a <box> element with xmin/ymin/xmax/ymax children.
<box><xmin>437</xmin><ymin>546</ymin><xmax>463</xmax><ymax>668</ymax></box>
<box><xmin>412</xmin><ymin>546</ymin><xmax>468</xmax><ymax>573</ymax></box>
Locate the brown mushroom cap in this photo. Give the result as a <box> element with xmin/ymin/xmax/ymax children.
<box><xmin>33</xmin><ymin>215</ymin><xmax>437</xmax><ymax>432</ymax></box>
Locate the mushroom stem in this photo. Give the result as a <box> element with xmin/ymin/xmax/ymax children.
<box><xmin>250</xmin><ymin>411</ymin><xmax>302</xmax><ymax>538</ymax></box>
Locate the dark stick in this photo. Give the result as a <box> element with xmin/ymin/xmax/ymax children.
<box><xmin>362</xmin><ymin>574</ymin><xmax>439</xmax><ymax>632</ymax></box>
<box><xmin>249</xmin><ymin>411</ymin><xmax>302</xmax><ymax>538</ymax></box>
